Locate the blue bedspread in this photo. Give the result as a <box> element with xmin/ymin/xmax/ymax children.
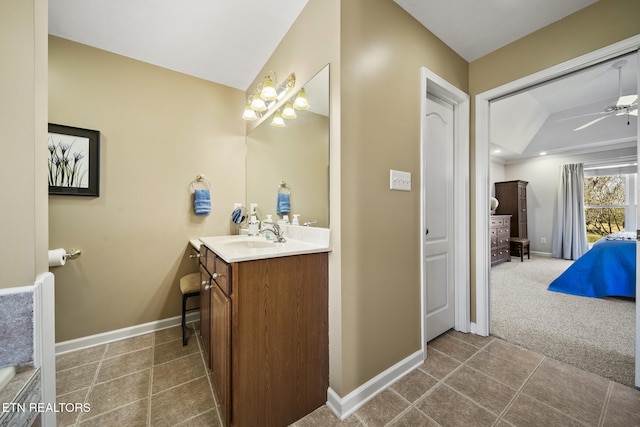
<box><xmin>547</xmin><ymin>238</ymin><xmax>636</xmax><ymax>298</ymax></box>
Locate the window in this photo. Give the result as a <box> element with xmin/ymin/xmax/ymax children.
<box><xmin>583</xmin><ymin>173</ymin><xmax>637</xmax><ymax>244</ymax></box>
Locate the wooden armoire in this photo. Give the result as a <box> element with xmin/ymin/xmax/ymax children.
<box><xmin>494</xmin><ymin>180</ymin><xmax>528</xmax><ymax>239</ymax></box>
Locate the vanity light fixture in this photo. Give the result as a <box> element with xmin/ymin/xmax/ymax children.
<box><xmin>242</xmin><ymin>70</ymin><xmax>297</xmax><ymax>121</ymax></box>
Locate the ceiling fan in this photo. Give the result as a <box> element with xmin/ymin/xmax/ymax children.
<box><xmin>572</xmin><ymin>59</ymin><xmax>638</xmax><ymax>131</ymax></box>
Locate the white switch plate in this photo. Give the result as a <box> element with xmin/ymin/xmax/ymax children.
<box><xmin>390</xmin><ymin>169</ymin><xmax>411</xmax><ymax>191</ymax></box>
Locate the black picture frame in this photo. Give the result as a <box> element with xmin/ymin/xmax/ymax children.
<box><xmin>48</xmin><ymin>123</ymin><xmax>100</xmax><ymax>196</ymax></box>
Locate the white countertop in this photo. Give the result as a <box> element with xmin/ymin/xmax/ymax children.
<box><xmin>199</xmin><ymin>225</ymin><xmax>330</xmax><ymax>263</ymax></box>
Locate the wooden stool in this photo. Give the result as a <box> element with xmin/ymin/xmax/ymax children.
<box><xmin>180</xmin><ymin>272</ymin><xmax>200</xmax><ymax>345</ymax></box>
<box><xmin>510</xmin><ymin>238</ymin><xmax>530</xmax><ymax>262</ymax></box>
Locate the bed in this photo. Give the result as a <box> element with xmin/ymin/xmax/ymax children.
<box><xmin>547</xmin><ymin>231</ymin><xmax>636</xmax><ymax>298</ymax></box>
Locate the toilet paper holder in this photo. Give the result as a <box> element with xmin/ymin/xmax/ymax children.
<box><xmin>66</xmin><ymin>249</ymin><xmax>82</xmax><ymax>259</ymax></box>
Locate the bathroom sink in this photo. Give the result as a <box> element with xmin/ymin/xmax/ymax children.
<box><xmin>200</xmin><ymin>227</ymin><xmax>331</xmax><ymax>263</ymax></box>
<box><xmin>224</xmin><ymin>240</ymin><xmax>279</xmax><ymax>249</ymax></box>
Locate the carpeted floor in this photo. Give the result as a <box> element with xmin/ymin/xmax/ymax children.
<box><xmin>490</xmin><ymin>254</ymin><xmax>636</xmax><ymax>387</ymax></box>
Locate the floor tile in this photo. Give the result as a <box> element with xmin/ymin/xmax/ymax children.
<box><xmin>502</xmin><ymin>393</ymin><xmax>586</xmax><ymax>427</ymax></box>
<box><xmin>104</xmin><ymin>334</ymin><xmax>153</xmax><ymax>358</ymax></box>
<box><xmin>445</xmin><ymin>365</ymin><xmax>517</xmax><ymax>414</ymax></box>
<box><xmin>150</xmin><ymin>376</ymin><xmax>215</xmax><ymax>427</ymax></box>
<box><xmin>415</xmin><ymin>384</ymin><xmax>497</xmax><ymax>427</ymax></box>
<box><xmin>602</xmin><ymin>382</ymin><xmax>640</xmax><ymax>427</ymax></box>
<box><xmin>446</xmin><ymin>330</ymin><xmax>495</xmax><ymax>349</ymax></box>
<box><xmin>153</xmin><ymin>336</ymin><xmax>199</xmax><ymax>366</ymax></box>
<box><xmin>427</xmin><ymin>334</ymin><xmax>480</xmax><ymax>362</ymax></box>
<box><xmin>96</xmin><ymin>348</ymin><xmax>153</xmax><ymax>383</ymax></box>
<box><xmin>83</xmin><ymin>370</ymin><xmax>150</xmax><ymax>419</ymax></box>
<box><xmin>56</xmin><ymin>346</ymin><xmax>106</xmax><ymax>372</ymax></box>
<box><xmin>484</xmin><ymin>339</ymin><xmax>543</xmax><ymax>372</ymax></box>
<box><xmin>419</xmin><ymin>347</ymin><xmax>462</xmax><ymax>379</ymax></box>
<box><xmin>521</xmin><ymin>358</ymin><xmax>609</xmax><ymax>425</ymax></box>
<box><xmin>389</xmin><ymin>369</ymin><xmax>438</xmax><ymax>403</ymax></box>
<box><xmin>353</xmin><ymin>389</ymin><xmax>410</xmax><ymax>427</ymax></box>
<box><xmin>79</xmin><ymin>398</ymin><xmax>148</xmax><ymax>426</ymax></box>
<box><xmin>56</xmin><ymin>362</ymin><xmax>99</xmax><ymax>396</ymax></box>
<box><xmin>388</xmin><ymin>407</ymin><xmax>440</xmax><ymax>426</ymax></box>
<box><xmin>154</xmin><ymin>326</ymin><xmax>186</xmax><ymax>346</ymax></box>
<box><xmin>294</xmin><ymin>406</ymin><xmax>362</xmax><ymax>427</ymax></box>
<box><xmin>466</xmin><ymin>349</ymin><xmax>535</xmax><ymax>389</ymax></box>
<box><xmin>173</xmin><ymin>409</ymin><xmax>222</xmax><ymax>427</ymax></box>
<box><xmin>56</xmin><ymin>388</ymin><xmax>90</xmax><ymax>427</ymax></box>
<box><xmin>152</xmin><ymin>353</ymin><xmax>206</xmax><ymax>394</ymax></box>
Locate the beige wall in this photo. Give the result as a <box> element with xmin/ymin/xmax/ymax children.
<box><xmin>468</xmin><ymin>0</ymin><xmax>640</xmax><ymax>320</ymax></box>
<box><xmin>0</xmin><ymin>0</ymin><xmax>48</xmax><ymax>289</ymax></box>
<box><xmin>49</xmin><ymin>36</ymin><xmax>246</xmax><ymax>341</ymax></box>
<box><xmin>339</xmin><ymin>0</ymin><xmax>468</xmax><ymax>395</ymax></box>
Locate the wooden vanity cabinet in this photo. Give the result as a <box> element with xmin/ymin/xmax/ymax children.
<box><xmin>199</xmin><ymin>262</ymin><xmax>211</xmax><ymax>367</ymax></box>
<box><xmin>199</xmin><ymin>245</ymin><xmax>329</xmax><ymax>427</ymax></box>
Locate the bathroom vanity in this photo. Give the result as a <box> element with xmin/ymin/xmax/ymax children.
<box><xmin>198</xmin><ymin>228</ymin><xmax>330</xmax><ymax>427</ymax></box>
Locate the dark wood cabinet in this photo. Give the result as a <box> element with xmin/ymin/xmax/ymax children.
<box><xmin>495</xmin><ymin>180</ymin><xmax>528</xmax><ymax>239</ymax></box>
<box><xmin>199</xmin><ymin>263</ymin><xmax>211</xmax><ymax>367</ymax></box>
<box><xmin>199</xmin><ymin>245</ymin><xmax>328</xmax><ymax>427</ymax></box>
<box><xmin>490</xmin><ymin>215</ymin><xmax>511</xmax><ymax>266</ymax></box>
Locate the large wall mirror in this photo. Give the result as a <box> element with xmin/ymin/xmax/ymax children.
<box><xmin>246</xmin><ymin>64</ymin><xmax>330</xmax><ymax>227</ymax></box>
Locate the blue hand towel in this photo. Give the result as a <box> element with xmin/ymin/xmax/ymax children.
<box><xmin>194</xmin><ymin>189</ymin><xmax>211</xmax><ymax>216</ymax></box>
<box><xmin>276</xmin><ymin>192</ymin><xmax>290</xmax><ymax>215</ymax></box>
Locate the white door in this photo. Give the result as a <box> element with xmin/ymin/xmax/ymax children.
<box><xmin>424</xmin><ymin>93</ymin><xmax>455</xmax><ymax>342</ymax></box>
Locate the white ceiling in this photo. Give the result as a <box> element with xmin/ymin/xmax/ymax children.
<box><xmin>393</xmin><ymin>0</ymin><xmax>599</xmax><ymax>62</ymax></box>
<box><xmin>48</xmin><ymin>0</ymin><xmax>309</xmax><ymax>90</ymax></box>
<box><xmin>49</xmin><ymin>0</ymin><xmax>636</xmax><ymax>160</ymax></box>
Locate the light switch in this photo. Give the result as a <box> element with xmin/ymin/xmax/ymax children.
<box><xmin>390</xmin><ymin>169</ymin><xmax>411</xmax><ymax>191</ymax></box>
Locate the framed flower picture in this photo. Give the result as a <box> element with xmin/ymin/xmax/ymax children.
<box><xmin>48</xmin><ymin>123</ymin><xmax>100</xmax><ymax>196</ymax></box>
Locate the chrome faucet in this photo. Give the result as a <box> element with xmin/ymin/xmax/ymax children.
<box><xmin>260</xmin><ymin>223</ymin><xmax>286</xmax><ymax>243</ymax></box>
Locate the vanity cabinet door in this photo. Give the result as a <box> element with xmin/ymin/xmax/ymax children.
<box><xmin>199</xmin><ymin>264</ymin><xmax>211</xmax><ymax>368</ymax></box>
<box><xmin>211</xmin><ymin>281</ymin><xmax>231</xmax><ymax>426</ymax></box>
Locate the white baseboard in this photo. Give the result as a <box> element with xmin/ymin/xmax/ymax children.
<box><xmin>326</xmin><ymin>349</ymin><xmax>424</xmax><ymax>420</ymax></box>
<box><xmin>55</xmin><ymin>311</ymin><xmax>199</xmax><ymax>355</ymax></box>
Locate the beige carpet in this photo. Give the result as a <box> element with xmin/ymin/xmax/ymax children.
<box><xmin>490</xmin><ymin>255</ymin><xmax>636</xmax><ymax>387</ymax></box>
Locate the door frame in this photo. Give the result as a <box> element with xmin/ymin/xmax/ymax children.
<box><xmin>474</xmin><ymin>36</ymin><xmax>640</xmax><ymax>386</ymax></box>
<box><xmin>420</xmin><ymin>67</ymin><xmax>470</xmax><ymax>352</ymax></box>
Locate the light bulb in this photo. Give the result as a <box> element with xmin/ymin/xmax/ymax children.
<box><xmin>250</xmin><ymin>96</ymin><xmax>267</xmax><ymax>112</ymax></box>
<box><xmin>293</xmin><ymin>88</ymin><xmax>310</xmax><ymax>110</ymax></box>
<box><xmin>260</xmin><ymin>76</ymin><xmax>277</xmax><ymax>101</ymax></box>
<box><xmin>271</xmin><ymin>110</ymin><xmax>285</xmax><ymax>127</ymax></box>
<box><xmin>281</xmin><ymin>102</ymin><xmax>297</xmax><ymax>119</ymax></box>
<box><xmin>242</xmin><ymin>105</ymin><xmax>258</xmax><ymax>120</ymax></box>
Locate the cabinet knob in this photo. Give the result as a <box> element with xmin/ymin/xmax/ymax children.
<box><xmin>205</xmin><ymin>284</ymin><xmax>210</xmax><ymax>290</ymax></box>
<box><xmin>212</xmin><ymin>272</ymin><xmax>224</xmax><ymax>280</ymax></box>
<box><xmin>201</xmin><ymin>280</ymin><xmax>207</xmax><ymax>286</ymax></box>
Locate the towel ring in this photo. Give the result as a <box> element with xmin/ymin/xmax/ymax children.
<box><xmin>190</xmin><ymin>174</ymin><xmax>211</xmax><ymax>192</ymax></box>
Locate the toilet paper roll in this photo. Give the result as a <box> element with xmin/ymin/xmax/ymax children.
<box><xmin>48</xmin><ymin>248</ymin><xmax>67</xmax><ymax>267</ymax></box>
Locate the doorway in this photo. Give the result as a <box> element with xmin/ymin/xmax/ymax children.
<box><xmin>475</xmin><ymin>37</ymin><xmax>640</xmax><ymax>387</ymax></box>
<box><xmin>420</xmin><ymin>68</ymin><xmax>470</xmax><ymax>350</ymax></box>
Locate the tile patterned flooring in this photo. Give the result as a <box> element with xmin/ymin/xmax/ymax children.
<box><xmin>56</xmin><ymin>326</ymin><xmax>640</xmax><ymax>426</ymax></box>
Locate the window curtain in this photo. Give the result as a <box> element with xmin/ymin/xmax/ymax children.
<box><xmin>552</xmin><ymin>163</ymin><xmax>589</xmax><ymax>260</ymax></box>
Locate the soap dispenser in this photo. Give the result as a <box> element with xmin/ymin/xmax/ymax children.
<box><xmin>262</xmin><ymin>214</ymin><xmax>274</xmax><ymax>240</ymax></box>
<box><xmin>292</xmin><ymin>214</ymin><xmax>300</xmax><ymax>226</ymax></box>
<box><xmin>248</xmin><ymin>215</ymin><xmax>259</xmax><ymax>236</ymax></box>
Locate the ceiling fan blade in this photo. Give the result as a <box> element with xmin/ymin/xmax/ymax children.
<box><xmin>617</xmin><ymin>94</ymin><xmax>638</xmax><ymax>107</ymax></box>
<box><xmin>574</xmin><ymin>114</ymin><xmax>612</xmax><ymax>131</ymax></box>
<box><xmin>556</xmin><ymin>111</ymin><xmax>606</xmax><ymax>122</ymax></box>
<box><xmin>629</xmin><ymin>108</ymin><xmax>638</xmax><ymax>117</ymax></box>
